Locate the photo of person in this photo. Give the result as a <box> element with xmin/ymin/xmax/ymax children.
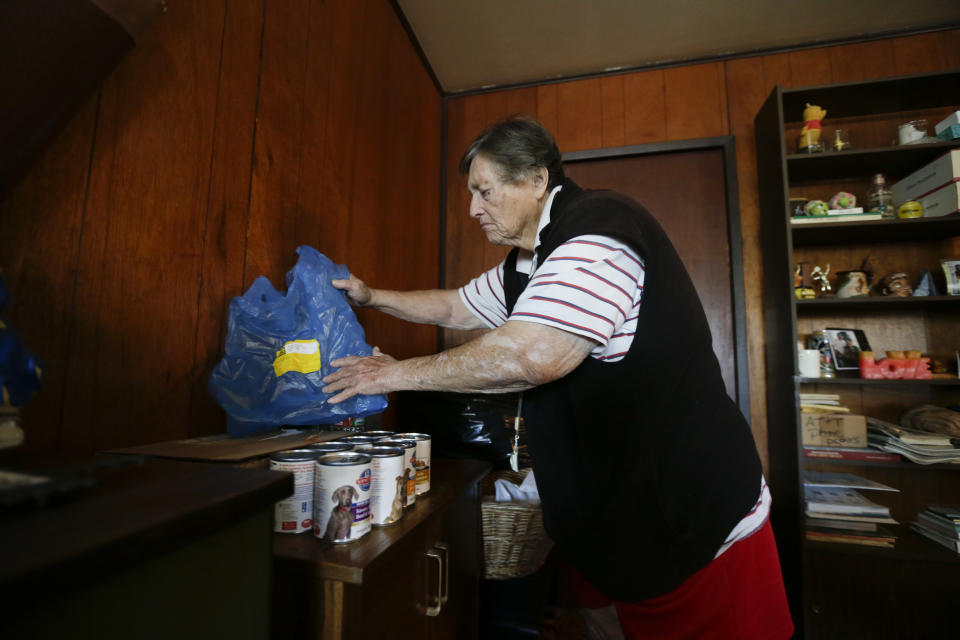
<box><xmin>825</xmin><ymin>329</ymin><xmax>865</xmax><ymax>370</ymax></box>
<box><xmin>942</xmin><ymin>259</ymin><xmax>960</xmax><ymax>296</ymax></box>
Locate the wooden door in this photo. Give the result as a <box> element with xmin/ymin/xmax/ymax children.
<box><xmin>563</xmin><ymin>138</ymin><xmax>749</xmax><ymax>412</ymax></box>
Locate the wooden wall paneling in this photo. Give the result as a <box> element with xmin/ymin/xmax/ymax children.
<box><xmin>783</xmin><ymin>48</ymin><xmax>832</xmax><ymax>88</ymax></box>
<box><xmin>622</xmin><ymin>69</ymin><xmax>667</xmax><ymax>145</ymax></box>
<box><xmin>290</xmin><ymin>0</ymin><xmax>333</xmax><ymax>256</ymax></box>
<box><xmin>61</xmin><ymin>1</ymin><xmax>226</xmax><ymax>452</ymax></box>
<box><xmin>600</xmin><ymin>76</ymin><xmax>626</xmax><ymax>148</ymax></box>
<box><xmin>553</xmin><ymin>78</ymin><xmax>604</xmax><ymax>151</ymax></box>
<box><xmin>535</xmin><ymin>84</ymin><xmax>560</xmax><ymax>138</ymax></box>
<box><xmin>0</xmin><ymin>97</ymin><xmax>98</xmax><ymax>452</ymax></box>
<box><xmin>443</xmin><ymin>89</ymin><xmax>537</xmax><ymax>348</ymax></box>
<box><xmin>244</xmin><ymin>0</ymin><xmax>310</xmax><ymax>290</ymax></box>
<box><xmin>828</xmin><ymin>40</ymin><xmax>897</xmax><ymax>84</ymax></box>
<box><xmin>663</xmin><ymin>62</ymin><xmax>728</xmax><ymax>140</ymax></box>
<box><xmin>367</xmin><ymin>8</ymin><xmax>442</xmax><ymax>359</ymax></box>
<box><xmin>891</xmin><ymin>31</ymin><xmax>958</xmax><ymax>74</ymax></box>
<box><xmin>724</xmin><ymin>55</ymin><xmax>779</xmax><ymax>467</ymax></box>
<box><xmin>188</xmin><ymin>0</ymin><xmax>266</xmax><ymax>436</ymax></box>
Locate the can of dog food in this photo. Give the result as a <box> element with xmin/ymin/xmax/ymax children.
<box><xmin>270</xmin><ymin>449</ymin><xmax>322</xmax><ymax>534</ymax></box>
<box><xmin>313</xmin><ymin>452</ymin><xmax>373</xmax><ymax>543</ymax></box>
<box><xmin>362</xmin><ymin>430</ymin><xmax>395</xmax><ymax>439</ymax></box>
<box><xmin>337</xmin><ymin>434</ymin><xmax>383</xmax><ymax>446</ymax></box>
<box><xmin>304</xmin><ymin>441</ymin><xmax>354</xmax><ymax>454</ymax></box>
<box><xmin>378</xmin><ymin>438</ymin><xmax>417</xmax><ymax>507</ymax></box>
<box><xmin>354</xmin><ymin>446</ymin><xmax>405</xmax><ymax>526</ymax></box>
<box><xmin>395</xmin><ymin>433</ymin><xmax>431</xmax><ymax>495</ymax></box>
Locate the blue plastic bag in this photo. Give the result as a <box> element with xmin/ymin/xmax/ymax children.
<box><xmin>0</xmin><ymin>275</ymin><xmax>43</xmax><ymax>408</ymax></box>
<box><xmin>209</xmin><ymin>246</ymin><xmax>387</xmax><ymax>436</ymax></box>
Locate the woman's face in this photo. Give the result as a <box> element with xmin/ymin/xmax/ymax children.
<box><xmin>466</xmin><ymin>154</ymin><xmax>547</xmax><ymax>250</ymax></box>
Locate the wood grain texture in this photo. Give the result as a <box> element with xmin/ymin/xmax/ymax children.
<box><xmin>1</xmin><ymin>0</ymin><xmax>442</xmax><ymax>453</ymax></box>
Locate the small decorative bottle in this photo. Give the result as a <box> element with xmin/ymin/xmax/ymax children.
<box><xmin>866</xmin><ymin>173</ymin><xmax>895</xmax><ymax>219</ymax></box>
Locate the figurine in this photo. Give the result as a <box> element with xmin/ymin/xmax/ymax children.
<box><xmin>835</xmin><ymin>270</ymin><xmax>870</xmax><ymax>298</ymax></box>
<box><xmin>798</xmin><ymin>103</ymin><xmax>827</xmax><ymax>153</ymax></box>
<box><xmin>913</xmin><ymin>269</ymin><xmax>937</xmax><ymax>296</ymax></box>
<box><xmin>875</xmin><ymin>272</ymin><xmax>912</xmax><ymax>297</ymax></box>
<box><xmin>828</xmin><ymin>192</ymin><xmax>856</xmax><ymax>210</ymax></box>
<box><xmin>810</xmin><ymin>264</ymin><xmax>832</xmax><ymax>296</ymax></box>
<box><xmin>803</xmin><ymin>200</ymin><xmax>829</xmax><ymax>217</ymax></box>
<box><xmin>794</xmin><ymin>263</ymin><xmax>815</xmax><ymax>299</ymax></box>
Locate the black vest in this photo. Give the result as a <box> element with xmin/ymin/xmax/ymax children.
<box><xmin>504</xmin><ymin>179</ymin><xmax>761</xmax><ymax>601</ymax></box>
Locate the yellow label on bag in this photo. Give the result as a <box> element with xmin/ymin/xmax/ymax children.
<box><xmin>273</xmin><ymin>339</ymin><xmax>322</xmax><ymax>376</ymax></box>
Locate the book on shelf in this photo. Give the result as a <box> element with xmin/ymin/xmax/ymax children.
<box><xmin>910</xmin><ymin>522</ymin><xmax>960</xmax><ymax>553</ymax></box>
<box><xmin>803</xmin><ymin>445</ymin><xmax>901</xmax><ymax>463</ymax></box>
<box><xmin>790</xmin><ymin>213</ymin><xmax>883</xmax><ymax>224</ymax></box>
<box><xmin>867</xmin><ymin>416</ymin><xmax>955</xmax><ymax>447</ymax></box>
<box><xmin>803</xmin><ymin>471</ymin><xmax>898</xmax><ymax>492</ymax></box>
<box><xmin>800</xmin><ymin>393</ymin><xmax>841</xmax><ymax>403</ymax></box>
<box><xmin>867</xmin><ymin>432</ymin><xmax>960</xmax><ymax>465</ymax></box>
<box><xmin>805</xmin><ymin>510</ymin><xmax>899</xmax><ymax>524</ymax></box>
<box><xmin>826</xmin><ymin>207</ymin><xmax>864</xmax><ymax>215</ymax></box>
<box><xmin>925</xmin><ymin>505</ymin><xmax>960</xmax><ymax>524</ymax></box>
<box><xmin>805</xmin><ymin>516</ymin><xmax>878</xmax><ymax>532</ymax></box>
<box><xmin>806</xmin><ymin>524</ymin><xmax>897</xmax><ymax>548</ymax></box>
<box><xmin>916</xmin><ymin>511</ymin><xmax>960</xmax><ymax>539</ymax></box>
<box><xmin>804</xmin><ymin>486</ymin><xmax>892</xmax><ymax>517</ymax></box>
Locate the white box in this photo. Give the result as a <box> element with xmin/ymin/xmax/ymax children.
<box><xmin>919</xmin><ymin>180</ymin><xmax>960</xmax><ymax>218</ymax></box>
<box><xmin>935</xmin><ymin>110</ymin><xmax>960</xmax><ymax>135</ymax></box>
<box><xmin>891</xmin><ymin>149</ymin><xmax>960</xmax><ymax>204</ymax></box>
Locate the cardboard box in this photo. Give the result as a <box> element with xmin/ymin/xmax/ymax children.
<box><xmin>891</xmin><ymin>149</ymin><xmax>960</xmax><ymax>204</ymax></box>
<box><xmin>801</xmin><ymin>414</ymin><xmax>867</xmax><ymax>448</ymax></box>
<box><xmin>919</xmin><ymin>180</ymin><xmax>960</xmax><ymax>218</ymax></box>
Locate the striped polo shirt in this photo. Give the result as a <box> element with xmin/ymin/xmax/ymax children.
<box><xmin>459</xmin><ymin>186</ymin><xmax>644</xmax><ymax>362</ymax></box>
<box><xmin>459</xmin><ymin>184</ymin><xmax>770</xmax><ymax>555</ymax></box>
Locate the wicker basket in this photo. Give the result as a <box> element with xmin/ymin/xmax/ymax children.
<box><xmin>480</xmin><ymin>469</ymin><xmax>553</xmax><ymax>580</ymax></box>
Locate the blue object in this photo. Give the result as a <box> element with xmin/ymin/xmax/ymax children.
<box><xmin>0</xmin><ymin>275</ymin><xmax>44</xmax><ymax>407</ymax></box>
<box><xmin>936</xmin><ymin>124</ymin><xmax>960</xmax><ymax>141</ymax></box>
<box><xmin>209</xmin><ymin>246</ymin><xmax>387</xmax><ymax>436</ymax></box>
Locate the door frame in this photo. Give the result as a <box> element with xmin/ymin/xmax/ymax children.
<box><xmin>562</xmin><ymin>136</ymin><xmax>750</xmax><ymax>419</ymax></box>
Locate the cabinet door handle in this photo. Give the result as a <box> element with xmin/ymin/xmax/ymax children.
<box><xmin>435</xmin><ymin>542</ymin><xmax>450</xmax><ymax>605</ymax></box>
<box><xmin>424</xmin><ymin>549</ymin><xmax>443</xmax><ymax>616</ymax></box>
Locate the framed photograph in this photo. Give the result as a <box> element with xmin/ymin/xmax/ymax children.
<box><xmin>824</xmin><ymin>328</ymin><xmax>872</xmax><ymax>371</ymax></box>
<box><xmin>942</xmin><ymin>259</ymin><xmax>960</xmax><ymax>296</ymax></box>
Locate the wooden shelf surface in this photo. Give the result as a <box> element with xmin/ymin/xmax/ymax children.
<box><xmin>790</xmin><ymin>215</ymin><xmax>960</xmax><ymax>245</ymax></box>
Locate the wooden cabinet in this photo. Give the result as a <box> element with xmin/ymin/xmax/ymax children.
<box><xmin>271</xmin><ymin>458</ymin><xmax>488</xmax><ymax>640</ymax></box>
<box><xmin>755</xmin><ymin>70</ymin><xmax>960</xmax><ymax>639</ymax></box>
<box><xmin>0</xmin><ymin>457</ymin><xmax>292</xmax><ymax>639</ymax></box>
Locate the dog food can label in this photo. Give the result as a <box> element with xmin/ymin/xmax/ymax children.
<box><xmin>355</xmin><ymin>446</ymin><xmax>405</xmax><ymax>526</ymax></box>
<box><xmin>270</xmin><ymin>449</ymin><xmax>321</xmax><ymax>534</ymax></box>
<box><xmin>313</xmin><ymin>452</ymin><xmax>373</xmax><ymax>543</ymax></box>
<box><xmin>396</xmin><ymin>433</ymin><xmax>431</xmax><ymax>495</ymax></box>
<box><xmin>379</xmin><ymin>438</ymin><xmax>417</xmax><ymax>507</ymax></box>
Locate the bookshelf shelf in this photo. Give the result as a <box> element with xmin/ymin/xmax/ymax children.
<box><xmin>796</xmin><ymin>295</ymin><xmax>960</xmax><ymax>311</ymax></box>
<box><xmin>797</xmin><ymin>376</ymin><xmax>960</xmax><ymax>387</ymax></box>
<box><xmin>805</xmin><ymin>526</ymin><xmax>960</xmax><ymax>565</ymax></box>
<box><xmin>756</xmin><ymin>68</ymin><xmax>960</xmax><ymax>637</ymax></box>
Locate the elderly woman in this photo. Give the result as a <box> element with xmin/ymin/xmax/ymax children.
<box><xmin>323</xmin><ymin>116</ymin><xmax>792</xmax><ymax>639</ymax></box>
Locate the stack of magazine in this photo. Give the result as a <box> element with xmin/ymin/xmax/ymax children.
<box><xmin>803</xmin><ymin>471</ymin><xmax>899</xmax><ymax>548</ymax></box>
<box><xmin>867</xmin><ymin>417</ymin><xmax>960</xmax><ymax>465</ymax></box>
<box><xmin>910</xmin><ymin>506</ymin><xmax>960</xmax><ymax>553</ymax></box>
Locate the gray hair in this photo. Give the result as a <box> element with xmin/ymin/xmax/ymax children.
<box><xmin>459</xmin><ymin>115</ymin><xmax>564</xmax><ymax>189</ymax></box>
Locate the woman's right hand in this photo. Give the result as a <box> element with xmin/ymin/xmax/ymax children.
<box><xmin>332</xmin><ymin>273</ymin><xmax>373</xmax><ymax>307</ymax></box>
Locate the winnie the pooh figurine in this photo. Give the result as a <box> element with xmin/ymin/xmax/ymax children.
<box><xmin>798</xmin><ymin>103</ymin><xmax>827</xmax><ymax>153</ymax></box>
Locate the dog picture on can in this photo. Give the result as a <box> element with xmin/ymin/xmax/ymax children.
<box><xmin>324</xmin><ymin>485</ymin><xmax>358</xmax><ymax>541</ymax></box>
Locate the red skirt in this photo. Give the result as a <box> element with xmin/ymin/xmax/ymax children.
<box><xmin>574</xmin><ymin>520</ymin><xmax>794</xmax><ymax>640</ymax></box>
